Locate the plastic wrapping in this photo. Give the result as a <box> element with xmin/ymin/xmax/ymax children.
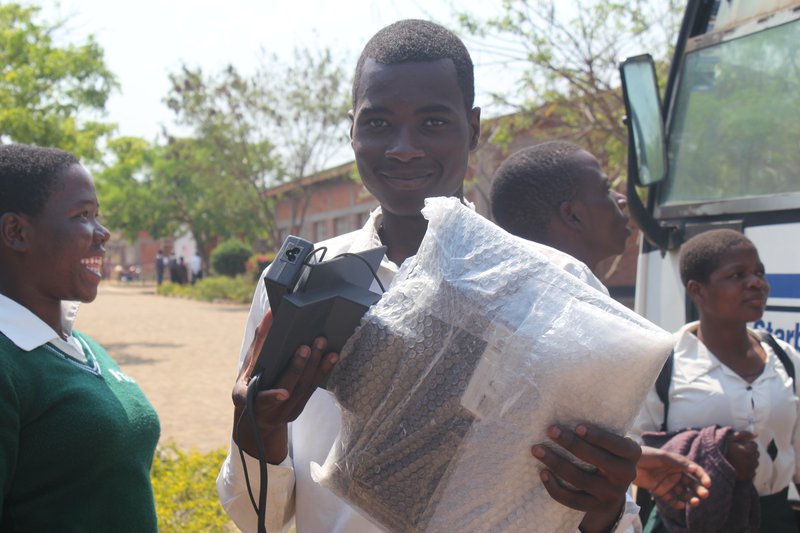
<box><xmin>312</xmin><ymin>197</ymin><xmax>674</xmax><ymax>532</ymax></box>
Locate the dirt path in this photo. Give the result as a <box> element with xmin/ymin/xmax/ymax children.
<box><xmin>75</xmin><ymin>283</ymin><xmax>251</xmax><ymax>452</ymax></box>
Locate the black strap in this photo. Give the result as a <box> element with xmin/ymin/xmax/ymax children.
<box><xmin>759</xmin><ymin>331</ymin><xmax>795</xmax><ymax>392</ymax></box>
<box><xmin>654</xmin><ymin>351</ymin><xmax>673</xmax><ymax>432</ymax></box>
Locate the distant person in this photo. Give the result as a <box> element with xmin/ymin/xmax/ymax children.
<box><xmin>630</xmin><ymin>229</ymin><xmax>800</xmax><ymax>532</ymax></box>
<box><xmin>155</xmin><ymin>249</ymin><xmax>166</xmax><ymax>285</ymax></box>
<box><xmin>189</xmin><ymin>252</ymin><xmax>203</xmax><ymax>284</ymax></box>
<box><xmin>0</xmin><ymin>144</ymin><xmax>160</xmax><ymax>531</ymax></box>
<box><xmin>169</xmin><ymin>252</ymin><xmax>179</xmax><ymax>283</ymax></box>
<box><xmin>177</xmin><ymin>257</ymin><xmax>189</xmax><ymax>285</ymax></box>
<box><xmin>490</xmin><ymin>140</ymin><xmax>712</xmax><ymax>515</ymax></box>
<box><xmin>114</xmin><ymin>263</ymin><xmax>125</xmax><ymax>282</ymax></box>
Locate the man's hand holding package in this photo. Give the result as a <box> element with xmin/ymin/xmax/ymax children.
<box><xmin>533</xmin><ymin>423</ymin><xmax>640</xmax><ymax>533</ymax></box>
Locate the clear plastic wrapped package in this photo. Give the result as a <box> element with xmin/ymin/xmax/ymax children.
<box><xmin>312</xmin><ymin>197</ymin><xmax>673</xmax><ymax>532</ymax></box>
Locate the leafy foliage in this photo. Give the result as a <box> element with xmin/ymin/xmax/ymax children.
<box><xmin>94</xmin><ymin>137</ymin><xmax>163</xmax><ymax>241</ymax></box>
<box><xmin>164</xmin><ymin>48</ymin><xmax>351</xmax><ymax>247</ymax></box>
<box><xmin>155</xmin><ymin>281</ymin><xmax>195</xmax><ymax>299</ymax></box>
<box><xmin>0</xmin><ymin>3</ymin><xmax>117</xmax><ymax>160</ymax></box>
<box><xmin>150</xmin><ymin>443</ymin><xmax>233</xmax><ymax>532</ymax></box>
<box><xmin>456</xmin><ymin>0</ymin><xmax>681</xmax><ymax>183</ymax></box>
<box><xmin>96</xmin><ymin>47</ymin><xmax>350</xmax><ymax>256</ymax></box>
<box><xmin>156</xmin><ymin>276</ymin><xmax>255</xmax><ymax>304</ymax></box>
<box><xmin>210</xmin><ymin>240</ymin><xmax>253</xmax><ymax>278</ymax></box>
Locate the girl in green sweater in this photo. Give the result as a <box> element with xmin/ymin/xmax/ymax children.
<box><xmin>0</xmin><ymin>144</ymin><xmax>160</xmax><ymax>531</ymax></box>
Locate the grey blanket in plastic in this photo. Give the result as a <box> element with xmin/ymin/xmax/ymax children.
<box><xmin>312</xmin><ymin>197</ymin><xmax>673</xmax><ymax>533</ymax></box>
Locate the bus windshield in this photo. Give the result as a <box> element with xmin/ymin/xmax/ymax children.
<box><xmin>661</xmin><ymin>17</ymin><xmax>800</xmax><ymax>207</ymax></box>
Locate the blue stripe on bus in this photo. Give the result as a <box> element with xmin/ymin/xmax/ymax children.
<box><xmin>767</xmin><ymin>274</ymin><xmax>800</xmax><ymax>299</ymax></box>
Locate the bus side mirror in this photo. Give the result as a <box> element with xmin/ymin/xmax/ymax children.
<box><xmin>620</xmin><ymin>54</ymin><xmax>667</xmax><ymax>187</ymax></box>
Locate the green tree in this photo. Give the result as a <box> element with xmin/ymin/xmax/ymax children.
<box><xmin>210</xmin><ymin>239</ymin><xmax>252</xmax><ymax>277</ymax></box>
<box><xmin>164</xmin><ymin>65</ymin><xmax>281</xmax><ymax>246</ymax></box>
<box><xmin>253</xmin><ymin>48</ymin><xmax>351</xmax><ymax>242</ymax></box>
<box><xmin>456</xmin><ymin>0</ymin><xmax>680</xmax><ymax>182</ymax></box>
<box><xmin>95</xmin><ymin>137</ymin><xmax>161</xmax><ymax>241</ymax></box>
<box><xmin>0</xmin><ymin>3</ymin><xmax>117</xmax><ymax>160</ymax></box>
<box><xmin>164</xmin><ymin>46</ymin><xmax>351</xmax><ymax>248</ymax></box>
<box><xmin>96</xmin><ymin>135</ymin><xmax>251</xmax><ymax>270</ymax></box>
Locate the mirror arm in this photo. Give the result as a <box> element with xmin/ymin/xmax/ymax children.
<box><xmin>625</xmin><ymin>135</ymin><xmax>682</xmax><ymax>252</ymax></box>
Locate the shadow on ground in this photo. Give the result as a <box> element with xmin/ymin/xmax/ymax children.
<box><xmin>103</xmin><ymin>341</ymin><xmax>182</xmax><ymax>365</ymax></box>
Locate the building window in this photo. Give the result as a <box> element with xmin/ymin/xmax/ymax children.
<box><xmin>313</xmin><ymin>221</ymin><xmax>327</xmax><ymax>242</ymax></box>
<box><xmin>334</xmin><ymin>217</ymin><xmax>351</xmax><ymax>236</ymax></box>
<box><xmin>357</xmin><ymin>211</ymin><xmax>371</xmax><ymax>228</ymax></box>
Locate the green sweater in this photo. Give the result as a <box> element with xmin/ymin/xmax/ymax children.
<box><xmin>0</xmin><ymin>331</ymin><xmax>160</xmax><ymax>532</ymax></box>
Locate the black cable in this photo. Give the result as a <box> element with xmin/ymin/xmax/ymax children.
<box><xmin>235</xmin><ymin>408</ymin><xmax>258</xmax><ymax>512</ymax></box>
<box><xmin>306</xmin><ymin>246</ymin><xmax>328</xmax><ymax>264</ymax></box>
<box><xmin>236</xmin><ymin>372</ymin><xmax>269</xmax><ymax>533</ymax></box>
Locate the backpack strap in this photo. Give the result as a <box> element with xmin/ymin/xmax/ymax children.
<box><xmin>759</xmin><ymin>331</ymin><xmax>795</xmax><ymax>393</ymax></box>
<box><xmin>655</xmin><ymin>351</ymin><xmax>674</xmax><ymax>432</ymax></box>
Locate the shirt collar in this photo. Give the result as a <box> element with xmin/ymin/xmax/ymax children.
<box><xmin>351</xmin><ymin>198</ymin><xmax>477</xmax><ymax>248</ymax></box>
<box><xmin>674</xmin><ymin>321</ymin><xmax>781</xmax><ymax>384</ymax></box>
<box><xmin>0</xmin><ymin>293</ymin><xmax>80</xmax><ymax>351</ymax></box>
<box><xmin>673</xmin><ymin>321</ymin><xmax>720</xmax><ymax>382</ymax></box>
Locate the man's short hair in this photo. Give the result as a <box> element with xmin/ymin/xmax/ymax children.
<box><xmin>352</xmin><ymin>19</ymin><xmax>475</xmax><ymax>110</ymax></box>
<box><xmin>490</xmin><ymin>141</ymin><xmax>584</xmax><ymax>241</ymax></box>
<box><xmin>678</xmin><ymin>229</ymin><xmax>755</xmax><ymax>287</ymax></box>
<box><xmin>0</xmin><ymin>144</ymin><xmax>79</xmax><ymax>217</ymax></box>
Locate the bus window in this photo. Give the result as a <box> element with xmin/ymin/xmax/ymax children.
<box><xmin>661</xmin><ymin>18</ymin><xmax>800</xmax><ymax>206</ymax></box>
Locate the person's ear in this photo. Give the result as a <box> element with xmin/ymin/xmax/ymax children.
<box><xmin>558</xmin><ymin>199</ymin><xmax>583</xmax><ymax>231</ymax></box>
<box><xmin>686</xmin><ymin>280</ymin><xmax>705</xmax><ymax>307</ymax></box>
<box><xmin>468</xmin><ymin>107</ymin><xmax>481</xmax><ymax>151</ymax></box>
<box><xmin>0</xmin><ymin>213</ymin><xmax>32</xmax><ymax>252</ymax></box>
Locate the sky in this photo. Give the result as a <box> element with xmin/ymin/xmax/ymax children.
<box><xmin>41</xmin><ymin>0</ymin><xmax>514</xmax><ymax>143</ymax></box>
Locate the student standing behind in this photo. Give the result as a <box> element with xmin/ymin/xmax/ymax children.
<box><xmin>0</xmin><ymin>144</ymin><xmax>160</xmax><ymax>531</ymax></box>
<box><xmin>219</xmin><ymin>21</ymin><xmax>641</xmax><ymax>533</ymax></box>
<box><xmin>490</xmin><ymin>141</ymin><xmax>712</xmax><ymax>511</ymax></box>
<box><xmin>630</xmin><ymin>229</ymin><xmax>800</xmax><ymax>532</ymax></box>
<box><xmin>490</xmin><ymin>140</ymin><xmax>630</xmax><ymax>278</ymax></box>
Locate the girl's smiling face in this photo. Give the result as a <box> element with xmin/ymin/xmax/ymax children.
<box><xmin>25</xmin><ymin>164</ymin><xmax>110</xmax><ymax>305</ymax></box>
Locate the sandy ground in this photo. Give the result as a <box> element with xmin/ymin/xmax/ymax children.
<box><xmin>75</xmin><ymin>282</ymin><xmax>251</xmax><ymax>452</ymax></box>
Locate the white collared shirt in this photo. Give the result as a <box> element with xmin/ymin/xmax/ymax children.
<box><xmin>0</xmin><ymin>294</ymin><xmax>87</xmax><ymax>362</ymax></box>
<box><xmin>630</xmin><ymin>321</ymin><xmax>800</xmax><ymax>495</ymax></box>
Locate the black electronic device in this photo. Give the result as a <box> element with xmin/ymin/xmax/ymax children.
<box><xmin>253</xmin><ymin>238</ymin><xmax>386</xmax><ymax>390</ymax></box>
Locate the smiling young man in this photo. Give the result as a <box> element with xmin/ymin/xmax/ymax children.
<box><xmin>218</xmin><ymin>21</ymin><xmax>642</xmax><ymax>533</ymax></box>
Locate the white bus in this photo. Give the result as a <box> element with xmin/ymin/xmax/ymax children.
<box><xmin>620</xmin><ymin>0</ymin><xmax>800</xmax><ymax>346</ymax></box>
